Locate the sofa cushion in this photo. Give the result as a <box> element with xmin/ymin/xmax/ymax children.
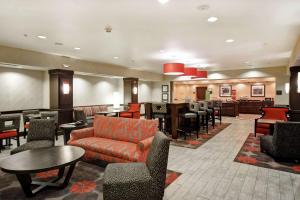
<box><xmin>69</xmin><ymin>137</ymin><xmax>141</xmax><ymax>162</ymax></box>
<box><xmin>93</xmin><ymin>116</ymin><xmax>158</xmax><ymax>144</ymax></box>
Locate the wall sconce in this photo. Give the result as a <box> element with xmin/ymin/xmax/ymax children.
<box><xmin>113</xmin><ymin>92</ymin><xmax>120</xmax><ymax>109</ymax></box>
<box><xmin>285</xmin><ymin>83</ymin><xmax>290</xmax><ymax>94</ymax></box>
<box><xmin>63</xmin><ymin>83</ymin><xmax>70</xmax><ymax>94</ymax></box>
<box><xmin>298</xmin><ymin>72</ymin><xmax>300</xmax><ymax>93</ymax></box>
<box><xmin>132</xmin><ymin>86</ymin><xmax>138</xmax><ymax>95</ymax></box>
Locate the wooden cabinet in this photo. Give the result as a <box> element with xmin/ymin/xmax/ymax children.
<box><xmin>222</xmin><ymin>102</ymin><xmax>239</xmax><ymax>117</ymax></box>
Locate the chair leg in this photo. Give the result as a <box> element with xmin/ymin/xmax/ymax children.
<box><xmin>206</xmin><ymin>115</ymin><xmax>209</xmax><ymax>133</ymax></box>
<box><xmin>16</xmin><ymin>136</ymin><xmax>20</xmax><ymax>147</ymax></box>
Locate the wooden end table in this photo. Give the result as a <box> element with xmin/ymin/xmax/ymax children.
<box><xmin>60</xmin><ymin>122</ymin><xmax>88</xmax><ymax>145</ymax></box>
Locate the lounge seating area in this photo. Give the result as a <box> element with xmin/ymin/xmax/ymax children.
<box><xmin>1</xmin><ymin>1</ymin><xmax>300</xmax><ymax>199</ymax></box>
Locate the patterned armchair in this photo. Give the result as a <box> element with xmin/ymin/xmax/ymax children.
<box><xmin>103</xmin><ymin>131</ymin><xmax>171</xmax><ymax>200</ymax></box>
<box><xmin>10</xmin><ymin>119</ymin><xmax>56</xmax><ymax>155</ymax></box>
<box><xmin>41</xmin><ymin>111</ymin><xmax>59</xmax><ymax>140</ymax></box>
<box><xmin>260</xmin><ymin>122</ymin><xmax>300</xmax><ymax>160</ymax></box>
<box><xmin>0</xmin><ymin>114</ymin><xmax>21</xmax><ymax>152</ymax></box>
<box><xmin>22</xmin><ymin>110</ymin><xmax>40</xmax><ymax>137</ymax></box>
<box><xmin>255</xmin><ymin>107</ymin><xmax>289</xmax><ymax>136</ymax></box>
<box><xmin>119</xmin><ymin>103</ymin><xmax>140</xmax><ymax>119</ymax></box>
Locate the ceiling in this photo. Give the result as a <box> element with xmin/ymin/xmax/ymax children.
<box><xmin>0</xmin><ymin>0</ymin><xmax>299</xmax><ymax>74</ymax></box>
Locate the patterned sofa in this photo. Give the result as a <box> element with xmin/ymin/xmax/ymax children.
<box><xmin>68</xmin><ymin>115</ymin><xmax>158</xmax><ymax>163</ymax></box>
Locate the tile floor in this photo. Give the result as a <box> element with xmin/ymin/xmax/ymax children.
<box><xmin>0</xmin><ymin>115</ymin><xmax>300</xmax><ymax>200</ymax></box>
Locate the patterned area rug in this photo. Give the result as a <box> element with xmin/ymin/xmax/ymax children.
<box><xmin>0</xmin><ymin>161</ymin><xmax>181</xmax><ymax>200</ymax></box>
<box><xmin>234</xmin><ymin>133</ymin><xmax>300</xmax><ymax>174</ymax></box>
<box><xmin>171</xmin><ymin>123</ymin><xmax>231</xmax><ymax>149</ymax></box>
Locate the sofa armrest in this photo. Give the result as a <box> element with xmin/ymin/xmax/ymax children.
<box><xmin>137</xmin><ymin>136</ymin><xmax>154</xmax><ymax>151</ymax></box>
<box><xmin>68</xmin><ymin>127</ymin><xmax>94</xmax><ymax>143</ymax></box>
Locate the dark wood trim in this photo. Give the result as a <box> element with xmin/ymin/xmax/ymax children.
<box><xmin>0</xmin><ymin>108</ymin><xmax>51</xmax><ymax>115</ymax></box>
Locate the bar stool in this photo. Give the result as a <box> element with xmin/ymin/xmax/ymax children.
<box><xmin>212</xmin><ymin>100</ymin><xmax>222</xmax><ymax>124</ymax></box>
<box><xmin>177</xmin><ymin>103</ymin><xmax>198</xmax><ymax>140</ymax></box>
<box><xmin>41</xmin><ymin>111</ymin><xmax>59</xmax><ymax>140</ymax></box>
<box><xmin>152</xmin><ymin>103</ymin><xmax>169</xmax><ymax>134</ymax></box>
<box><xmin>199</xmin><ymin>101</ymin><xmax>215</xmax><ymax>129</ymax></box>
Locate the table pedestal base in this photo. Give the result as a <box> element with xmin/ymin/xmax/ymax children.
<box><xmin>16</xmin><ymin>163</ymin><xmax>76</xmax><ymax>197</ymax></box>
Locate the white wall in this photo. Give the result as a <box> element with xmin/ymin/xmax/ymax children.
<box><xmin>73</xmin><ymin>74</ymin><xmax>124</xmax><ymax>106</ymax></box>
<box><xmin>152</xmin><ymin>81</ymin><xmax>170</xmax><ymax>102</ymax></box>
<box><xmin>0</xmin><ymin>67</ymin><xmax>46</xmax><ymax>111</ymax></box>
<box><xmin>138</xmin><ymin>81</ymin><xmax>153</xmax><ymax>102</ymax></box>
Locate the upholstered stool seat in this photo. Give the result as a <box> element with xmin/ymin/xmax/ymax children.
<box><xmin>184</xmin><ymin>113</ymin><xmax>197</xmax><ymax>118</ymax></box>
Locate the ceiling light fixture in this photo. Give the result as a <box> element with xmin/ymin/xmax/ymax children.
<box><xmin>113</xmin><ymin>56</ymin><xmax>119</xmax><ymax>59</ymax></box>
<box><xmin>74</xmin><ymin>47</ymin><xmax>81</xmax><ymax>50</ymax></box>
<box><xmin>158</xmin><ymin>0</ymin><xmax>169</xmax><ymax>4</ymax></box>
<box><xmin>207</xmin><ymin>17</ymin><xmax>218</xmax><ymax>22</ymax></box>
<box><xmin>182</xmin><ymin>67</ymin><xmax>197</xmax><ymax>77</ymax></box>
<box><xmin>163</xmin><ymin>63</ymin><xmax>184</xmax><ymax>75</ymax></box>
<box><xmin>193</xmin><ymin>70</ymin><xmax>208</xmax><ymax>79</ymax></box>
<box><xmin>225</xmin><ymin>39</ymin><xmax>235</xmax><ymax>43</ymax></box>
<box><xmin>37</xmin><ymin>35</ymin><xmax>47</xmax><ymax>39</ymax></box>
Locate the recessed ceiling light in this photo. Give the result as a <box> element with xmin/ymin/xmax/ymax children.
<box><xmin>74</xmin><ymin>47</ymin><xmax>81</xmax><ymax>50</ymax></box>
<box><xmin>225</xmin><ymin>39</ymin><xmax>235</xmax><ymax>43</ymax></box>
<box><xmin>158</xmin><ymin>0</ymin><xmax>169</xmax><ymax>4</ymax></box>
<box><xmin>207</xmin><ymin>17</ymin><xmax>218</xmax><ymax>22</ymax></box>
<box><xmin>37</xmin><ymin>35</ymin><xmax>47</xmax><ymax>39</ymax></box>
<box><xmin>113</xmin><ymin>56</ymin><xmax>119</xmax><ymax>59</ymax></box>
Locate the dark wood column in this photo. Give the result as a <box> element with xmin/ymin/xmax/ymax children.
<box><xmin>48</xmin><ymin>69</ymin><xmax>74</xmax><ymax>124</ymax></box>
<box><xmin>123</xmin><ymin>78</ymin><xmax>138</xmax><ymax>104</ymax></box>
<box><xmin>289</xmin><ymin>66</ymin><xmax>300</xmax><ymax>121</ymax></box>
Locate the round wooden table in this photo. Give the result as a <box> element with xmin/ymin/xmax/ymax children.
<box><xmin>0</xmin><ymin>146</ymin><xmax>85</xmax><ymax>197</ymax></box>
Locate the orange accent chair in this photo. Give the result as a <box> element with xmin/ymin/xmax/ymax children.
<box><xmin>68</xmin><ymin>115</ymin><xmax>158</xmax><ymax>163</ymax></box>
<box><xmin>254</xmin><ymin>107</ymin><xmax>289</xmax><ymax>136</ymax></box>
<box><xmin>119</xmin><ymin>103</ymin><xmax>141</xmax><ymax>119</ymax></box>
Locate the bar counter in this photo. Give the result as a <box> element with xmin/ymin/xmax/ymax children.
<box><xmin>145</xmin><ymin>102</ymin><xmax>188</xmax><ymax>139</ymax></box>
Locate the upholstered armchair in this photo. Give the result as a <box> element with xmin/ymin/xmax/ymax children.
<box><xmin>119</xmin><ymin>103</ymin><xmax>140</xmax><ymax>119</ymax></box>
<box><xmin>41</xmin><ymin>111</ymin><xmax>59</xmax><ymax>140</ymax></box>
<box><xmin>103</xmin><ymin>131</ymin><xmax>171</xmax><ymax>200</ymax></box>
<box><xmin>0</xmin><ymin>114</ymin><xmax>21</xmax><ymax>152</ymax></box>
<box><xmin>255</xmin><ymin>107</ymin><xmax>289</xmax><ymax>136</ymax></box>
<box><xmin>11</xmin><ymin>119</ymin><xmax>56</xmax><ymax>155</ymax></box>
<box><xmin>260</xmin><ymin>122</ymin><xmax>300</xmax><ymax>161</ymax></box>
<box><xmin>22</xmin><ymin>110</ymin><xmax>39</xmax><ymax>137</ymax></box>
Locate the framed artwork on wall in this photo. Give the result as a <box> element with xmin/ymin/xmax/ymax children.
<box><xmin>219</xmin><ymin>85</ymin><xmax>232</xmax><ymax>97</ymax></box>
<box><xmin>162</xmin><ymin>93</ymin><xmax>169</xmax><ymax>102</ymax></box>
<box><xmin>162</xmin><ymin>85</ymin><xmax>169</xmax><ymax>92</ymax></box>
<box><xmin>251</xmin><ymin>85</ymin><xmax>265</xmax><ymax>97</ymax></box>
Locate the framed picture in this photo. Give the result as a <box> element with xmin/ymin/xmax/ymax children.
<box><xmin>251</xmin><ymin>85</ymin><xmax>265</xmax><ymax>97</ymax></box>
<box><xmin>162</xmin><ymin>93</ymin><xmax>169</xmax><ymax>102</ymax></box>
<box><xmin>219</xmin><ymin>85</ymin><xmax>232</xmax><ymax>97</ymax></box>
<box><xmin>162</xmin><ymin>85</ymin><xmax>169</xmax><ymax>92</ymax></box>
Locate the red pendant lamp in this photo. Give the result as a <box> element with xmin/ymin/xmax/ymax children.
<box><xmin>183</xmin><ymin>67</ymin><xmax>197</xmax><ymax>77</ymax></box>
<box><xmin>163</xmin><ymin>63</ymin><xmax>185</xmax><ymax>75</ymax></box>
<box><xmin>193</xmin><ymin>70</ymin><xmax>208</xmax><ymax>79</ymax></box>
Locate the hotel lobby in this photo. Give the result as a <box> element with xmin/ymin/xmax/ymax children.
<box><xmin>1</xmin><ymin>0</ymin><xmax>300</xmax><ymax>199</ymax></box>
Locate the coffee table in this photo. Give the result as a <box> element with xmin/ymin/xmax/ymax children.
<box><xmin>0</xmin><ymin>146</ymin><xmax>85</xmax><ymax>197</ymax></box>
